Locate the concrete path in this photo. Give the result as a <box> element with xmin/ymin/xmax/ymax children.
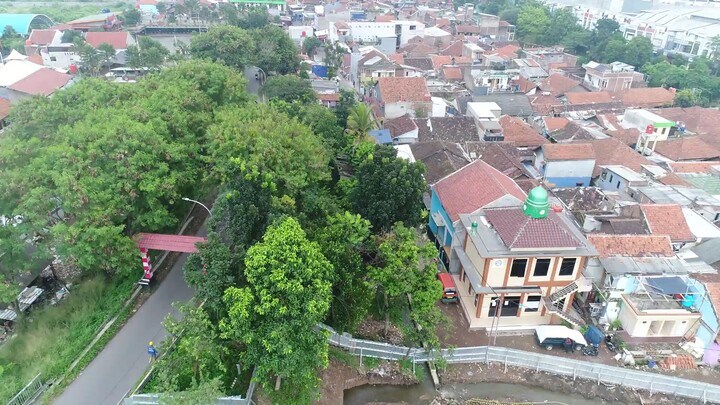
<box><xmin>53</xmin><ymin>223</ymin><xmax>206</xmax><ymax>405</ymax></box>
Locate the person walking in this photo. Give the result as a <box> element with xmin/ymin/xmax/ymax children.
<box><xmin>147</xmin><ymin>341</ymin><xmax>158</xmax><ymax>363</ymax></box>
<box><xmin>563</xmin><ymin>337</ymin><xmax>574</xmax><ymax>353</ymax></box>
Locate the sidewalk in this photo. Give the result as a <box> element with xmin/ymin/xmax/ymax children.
<box><xmin>53</xmin><ymin>223</ymin><xmax>205</xmax><ymax>405</ymax></box>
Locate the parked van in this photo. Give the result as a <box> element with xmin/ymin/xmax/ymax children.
<box><xmin>437</xmin><ymin>272</ymin><xmax>458</xmax><ymax>303</ymax></box>
<box><xmin>534</xmin><ymin>325</ymin><xmax>587</xmax><ymax>351</ymax></box>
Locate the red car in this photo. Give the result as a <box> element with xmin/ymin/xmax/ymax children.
<box><xmin>437</xmin><ymin>272</ymin><xmax>458</xmax><ymax>303</ymax></box>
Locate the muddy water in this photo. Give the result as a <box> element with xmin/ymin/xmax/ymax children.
<box><xmin>345</xmin><ymin>378</ymin><xmax>637</xmax><ymax>404</ymax></box>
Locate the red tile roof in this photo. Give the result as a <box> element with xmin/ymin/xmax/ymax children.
<box><xmin>652</xmin><ymin>106</ymin><xmax>720</xmax><ymax>139</ymax></box>
<box><xmin>377</xmin><ymin>77</ymin><xmax>429</xmax><ymax>103</ymax></box>
<box><xmin>669</xmin><ymin>161</ymin><xmax>720</xmax><ymax>174</ymax></box>
<box><xmin>440</xmin><ymin>40</ymin><xmax>464</xmax><ymax>56</ymax></box>
<box><xmin>317</xmin><ymin>93</ymin><xmax>340</xmax><ymax>102</ymax></box>
<box><xmin>653</xmin><ymin>137</ymin><xmax>720</xmax><ymax>161</ymax></box>
<box><xmin>0</xmin><ymin>97</ymin><xmax>11</xmax><ymax>121</ymax></box>
<box><xmin>484</xmin><ymin>207</ymin><xmax>582</xmax><ymax>249</ymax></box>
<box><xmin>443</xmin><ymin>66</ymin><xmax>463</xmax><ymax>80</ymax></box>
<box><xmin>585</xmin><ymin>138</ymin><xmax>649</xmax><ymax>177</ymax></box>
<box><xmin>26</xmin><ymin>54</ymin><xmax>44</xmax><ymax>66</ymax></box>
<box><xmin>565</xmin><ymin>91</ymin><xmax>614</xmax><ymax>105</ymax></box>
<box><xmin>640</xmin><ymin>204</ymin><xmax>695</xmax><ymax>243</ymax></box>
<box><xmin>431</xmin><ymin>55</ymin><xmax>471</xmax><ymax>70</ymax></box>
<box><xmin>618</xmin><ymin>87</ymin><xmax>675</xmax><ymax>108</ymax></box>
<box><xmin>499</xmin><ymin>115</ymin><xmax>548</xmax><ymax>147</ymax></box>
<box><xmin>514</xmin><ymin>76</ymin><xmax>537</xmax><ymax>93</ymax></box>
<box><xmin>384</xmin><ymin>113</ymin><xmax>417</xmax><ymax>137</ymax></box>
<box><xmin>84</xmin><ymin>31</ymin><xmax>130</xmax><ymax>50</ymax></box>
<box><xmin>587</xmin><ymin>234</ymin><xmax>674</xmax><ymax>257</ymax></box>
<box><xmin>28</xmin><ymin>29</ymin><xmax>57</xmax><ymax>46</ymax></box>
<box><xmin>388</xmin><ymin>53</ymin><xmax>404</xmax><ymax>64</ymax></box>
<box><xmin>543</xmin><ymin>143</ymin><xmax>595</xmax><ymax>161</ymax></box>
<box><xmin>491</xmin><ymin>44</ymin><xmax>520</xmax><ymax>59</ymax></box>
<box><xmin>8</xmin><ymin>69</ymin><xmax>72</xmax><ymax>96</ymax></box>
<box><xmin>543</xmin><ymin>117</ymin><xmax>569</xmax><ymax>132</ymax></box>
<box><xmin>375</xmin><ymin>14</ymin><xmax>395</xmax><ymax>22</ymax></box>
<box><xmin>433</xmin><ymin>160</ymin><xmax>526</xmax><ymax>221</ymax></box>
<box><xmin>540</xmin><ymin>73</ymin><xmax>581</xmax><ymax>97</ymax></box>
<box><xmin>530</xmin><ymin>93</ymin><xmax>560</xmax><ymax>115</ymax></box>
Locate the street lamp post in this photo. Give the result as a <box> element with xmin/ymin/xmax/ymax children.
<box><xmin>181</xmin><ymin>197</ymin><xmax>212</xmax><ymax>218</ymax></box>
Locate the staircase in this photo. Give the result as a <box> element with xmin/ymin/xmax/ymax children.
<box><xmin>543</xmin><ymin>276</ymin><xmax>592</xmax><ymax>327</ymax></box>
<box><xmin>542</xmin><ymin>297</ymin><xmax>585</xmax><ymax>326</ymax></box>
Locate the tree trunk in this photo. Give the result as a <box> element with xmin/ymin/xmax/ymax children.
<box><xmin>274</xmin><ymin>375</ymin><xmax>282</xmax><ymax>391</ymax></box>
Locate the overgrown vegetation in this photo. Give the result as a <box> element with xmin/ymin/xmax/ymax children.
<box><xmin>0</xmin><ymin>274</ymin><xmax>135</xmax><ymax>402</ymax></box>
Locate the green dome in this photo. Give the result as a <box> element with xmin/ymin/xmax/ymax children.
<box><xmin>523</xmin><ymin>187</ymin><xmax>549</xmax><ymax>219</ymax></box>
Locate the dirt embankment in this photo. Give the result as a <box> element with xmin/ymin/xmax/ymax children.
<box><xmin>314</xmin><ymin>359</ymin><xmax>418</xmax><ymax>405</ymax></box>
<box><xmin>439</xmin><ymin>363</ymin><xmax>706</xmax><ymax>405</ymax></box>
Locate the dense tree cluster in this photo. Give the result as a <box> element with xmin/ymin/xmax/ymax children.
<box><xmin>190</xmin><ymin>25</ymin><xmax>300</xmax><ymax>75</ymax></box>
<box><xmin>508</xmin><ymin>0</ymin><xmax>720</xmax><ymax>105</ymax></box>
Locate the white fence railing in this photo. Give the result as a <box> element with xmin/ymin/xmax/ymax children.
<box><xmin>6</xmin><ymin>374</ymin><xmax>44</xmax><ymax>405</ymax></box>
<box><xmin>320</xmin><ymin>324</ymin><xmax>720</xmax><ymax>404</ymax></box>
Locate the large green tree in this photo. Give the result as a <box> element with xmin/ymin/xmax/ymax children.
<box><xmin>350</xmin><ymin>145</ymin><xmax>426</xmax><ymax>232</ymax></box>
<box><xmin>0</xmin><ymin>62</ymin><xmax>248</xmax><ymax>275</ymax></box>
<box><xmin>221</xmin><ymin>217</ymin><xmax>332</xmax><ymax>404</ymax></box>
<box><xmin>190</xmin><ymin>25</ymin><xmax>255</xmax><ymax>70</ymax></box>
<box><xmin>516</xmin><ymin>4</ymin><xmax>550</xmax><ymax>45</ymax></box>
<box><xmin>206</xmin><ymin>104</ymin><xmax>329</xmax><ymax>200</ymax></box>
<box><xmin>315</xmin><ymin>212</ymin><xmax>373</xmax><ymax>332</ymax></box>
<box><xmin>126</xmin><ymin>36</ymin><xmax>170</xmax><ymax>69</ymax></box>
<box><xmin>260</xmin><ymin>75</ymin><xmax>316</xmax><ymax>104</ymax></box>
<box><xmin>369</xmin><ymin>224</ymin><xmax>444</xmax><ymax>342</ymax></box>
<box><xmin>154</xmin><ymin>303</ymin><xmax>229</xmax><ymax>393</ymax></box>
<box><xmin>250</xmin><ymin>25</ymin><xmax>300</xmax><ymax>75</ymax></box>
<box><xmin>184</xmin><ymin>233</ymin><xmax>235</xmax><ymax>317</ymax></box>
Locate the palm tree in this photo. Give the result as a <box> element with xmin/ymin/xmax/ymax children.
<box><xmin>346</xmin><ymin>103</ymin><xmax>375</xmax><ymax>147</ymax></box>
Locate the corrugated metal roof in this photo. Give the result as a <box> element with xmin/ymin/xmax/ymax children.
<box><xmin>134</xmin><ymin>233</ymin><xmax>207</xmax><ymax>253</ymax></box>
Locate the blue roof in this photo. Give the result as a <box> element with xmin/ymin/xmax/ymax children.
<box><xmin>0</xmin><ymin>14</ymin><xmax>54</xmax><ymax>35</ymax></box>
<box><xmin>369</xmin><ymin>129</ymin><xmax>392</xmax><ymax>145</ymax></box>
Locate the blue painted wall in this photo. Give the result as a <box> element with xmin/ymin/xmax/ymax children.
<box><xmin>429</xmin><ymin>189</ymin><xmax>453</xmax><ymax>247</ymax></box>
<box><xmin>689</xmin><ymin>280</ymin><xmax>720</xmax><ymax>350</ymax></box>
<box><xmin>545</xmin><ymin>176</ymin><xmax>591</xmax><ymax>187</ymax></box>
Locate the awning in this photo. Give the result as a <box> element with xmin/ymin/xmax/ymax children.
<box><xmin>644</xmin><ymin>276</ymin><xmax>696</xmax><ymax>295</ymax></box>
<box><xmin>453</xmin><ymin>246</ymin><xmax>482</xmax><ymax>291</ymax></box>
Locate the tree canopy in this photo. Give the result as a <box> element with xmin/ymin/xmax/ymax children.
<box><xmin>0</xmin><ymin>61</ymin><xmax>248</xmax><ymax>277</ymax></box>
<box><xmin>260</xmin><ymin>75</ymin><xmax>316</xmax><ymax>104</ymax></box>
<box><xmin>221</xmin><ymin>217</ymin><xmax>332</xmax><ymax>404</ymax></box>
<box><xmin>350</xmin><ymin>145</ymin><xmax>426</xmax><ymax>232</ymax></box>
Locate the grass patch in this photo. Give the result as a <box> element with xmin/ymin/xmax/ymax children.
<box><xmin>0</xmin><ymin>272</ymin><xmax>135</xmax><ymax>403</ymax></box>
<box><xmin>328</xmin><ymin>346</ymin><xmax>359</xmax><ymax>369</ymax></box>
<box><xmin>0</xmin><ymin>3</ymin><xmax>131</xmax><ymax>23</ymax></box>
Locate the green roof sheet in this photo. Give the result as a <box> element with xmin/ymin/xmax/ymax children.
<box><xmin>680</xmin><ymin>173</ymin><xmax>720</xmax><ymax>196</ymax></box>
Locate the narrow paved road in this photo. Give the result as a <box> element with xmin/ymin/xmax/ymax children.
<box><xmin>53</xmin><ymin>223</ymin><xmax>205</xmax><ymax>405</ymax></box>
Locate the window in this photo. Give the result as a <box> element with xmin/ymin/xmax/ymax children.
<box><xmin>617</xmin><ymin>181</ymin><xmax>621</xmax><ymax>189</ymax></box>
<box><xmin>510</xmin><ymin>259</ymin><xmax>527</xmax><ymax>278</ymax></box>
<box><xmin>609</xmin><ymin>174</ymin><xmax>614</xmax><ymax>183</ymax></box>
<box><xmin>409</xmin><ymin>25</ymin><xmax>416</xmax><ymax>30</ymax></box>
<box><xmin>533</xmin><ymin>259</ymin><xmax>551</xmax><ymax>277</ymax></box>
<box><xmin>559</xmin><ymin>258</ymin><xmax>576</xmax><ymax>276</ymax></box>
<box><xmin>525</xmin><ymin>296</ymin><xmax>541</xmax><ymax>312</ymax></box>
<box><xmin>474</xmin><ymin>294</ymin><xmax>479</xmax><ymax>308</ymax></box>
<box><xmin>50</xmin><ymin>56</ymin><xmax>57</xmax><ymax>61</ymax></box>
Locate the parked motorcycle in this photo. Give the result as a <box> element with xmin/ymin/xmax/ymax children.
<box><xmin>583</xmin><ymin>344</ymin><xmax>599</xmax><ymax>356</ymax></box>
<box><xmin>606</xmin><ymin>334</ymin><xmax>617</xmax><ymax>352</ymax></box>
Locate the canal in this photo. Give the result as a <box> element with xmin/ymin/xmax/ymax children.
<box><xmin>345</xmin><ymin>377</ymin><xmax>637</xmax><ymax>404</ymax></box>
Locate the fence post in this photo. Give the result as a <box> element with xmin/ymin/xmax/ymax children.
<box><xmin>360</xmin><ymin>347</ymin><xmax>363</xmax><ymax>368</ymax></box>
<box><xmin>536</xmin><ymin>357</ymin><xmax>540</xmax><ymax>373</ymax></box>
<box><xmin>597</xmin><ymin>370</ymin><xmax>601</xmax><ymax>386</ymax></box>
<box><xmin>412</xmin><ymin>355</ymin><xmax>416</xmax><ymax>375</ymax></box>
<box><xmin>504</xmin><ymin>354</ymin><xmax>508</xmax><ymax>374</ymax></box>
<box><xmin>485</xmin><ymin>347</ymin><xmax>489</xmax><ymax>364</ymax></box>
<box><xmin>572</xmin><ymin>366</ymin><xmax>576</xmax><ymax>381</ymax></box>
<box><xmin>649</xmin><ymin>378</ymin><xmax>654</xmax><ymax>396</ymax></box>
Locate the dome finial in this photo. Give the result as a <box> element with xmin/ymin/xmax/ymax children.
<box><xmin>523</xmin><ymin>187</ymin><xmax>549</xmax><ymax>219</ymax></box>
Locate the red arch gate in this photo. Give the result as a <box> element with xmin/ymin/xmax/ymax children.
<box><xmin>133</xmin><ymin>233</ymin><xmax>207</xmax><ymax>286</ymax></box>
